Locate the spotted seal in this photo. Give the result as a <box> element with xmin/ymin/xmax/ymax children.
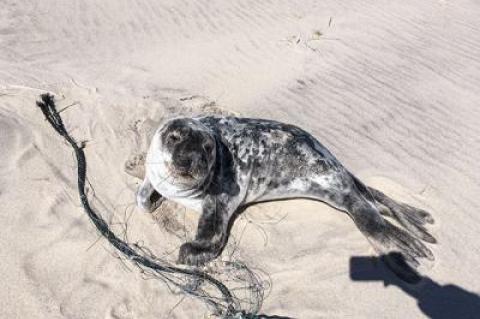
<box><xmin>136</xmin><ymin>116</ymin><xmax>435</xmax><ymax>277</ymax></box>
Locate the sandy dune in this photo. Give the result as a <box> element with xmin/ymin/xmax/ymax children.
<box><xmin>1</xmin><ymin>0</ymin><xmax>480</xmax><ymax>318</ymax></box>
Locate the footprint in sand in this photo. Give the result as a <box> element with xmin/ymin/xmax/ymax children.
<box><xmin>124</xmin><ymin>152</ymin><xmax>146</xmax><ymax>180</ymax></box>
<box><xmin>106</xmin><ymin>300</ymin><xmax>134</xmax><ymax>319</ymax></box>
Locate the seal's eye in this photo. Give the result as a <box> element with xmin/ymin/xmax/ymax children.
<box><xmin>167</xmin><ymin>132</ymin><xmax>181</xmax><ymax>144</ymax></box>
<box><xmin>203</xmin><ymin>141</ymin><xmax>213</xmax><ymax>153</ymax></box>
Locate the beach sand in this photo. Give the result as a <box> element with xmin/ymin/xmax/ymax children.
<box><xmin>1</xmin><ymin>1</ymin><xmax>480</xmax><ymax>318</ymax></box>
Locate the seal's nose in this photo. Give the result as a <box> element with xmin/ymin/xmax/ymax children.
<box><xmin>176</xmin><ymin>157</ymin><xmax>192</xmax><ymax>171</ymax></box>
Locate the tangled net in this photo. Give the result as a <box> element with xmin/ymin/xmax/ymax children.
<box><xmin>36</xmin><ymin>93</ymin><xmax>291</xmax><ymax>319</ymax></box>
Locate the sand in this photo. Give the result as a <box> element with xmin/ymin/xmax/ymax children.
<box><xmin>1</xmin><ymin>0</ymin><xmax>480</xmax><ymax>318</ymax></box>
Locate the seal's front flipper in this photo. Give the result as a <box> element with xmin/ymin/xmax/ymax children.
<box><xmin>346</xmin><ymin>195</ymin><xmax>434</xmax><ymax>281</ymax></box>
<box><xmin>177</xmin><ymin>195</ymin><xmax>232</xmax><ymax>266</ymax></box>
<box><xmin>136</xmin><ymin>177</ymin><xmax>163</xmax><ymax>213</ymax></box>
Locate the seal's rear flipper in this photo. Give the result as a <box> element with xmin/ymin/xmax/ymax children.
<box><xmin>350</xmin><ymin>175</ymin><xmax>436</xmax><ymax>244</ymax></box>
<box><xmin>366</xmin><ymin>186</ymin><xmax>436</xmax><ymax>244</ymax></box>
<box><xmin>346</xmin><ymin>196</ymin><xmax>434</xmax><ymax>281</ymax></box>
<box><xmin>371</xmin><ymin>218</ymin><xmax>434</xmax><ymax>274</ymax></box>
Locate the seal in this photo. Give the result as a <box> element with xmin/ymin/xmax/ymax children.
<box><xmin>137</xmin><ymin>116</ymin><xmax>435</xmax><ymax>277</ymax></box>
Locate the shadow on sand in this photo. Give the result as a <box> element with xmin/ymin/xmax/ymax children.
<box><xmin>350</xmin><ymin>253</ymin><xmax>480</xmax><ymax>319</ymax></box>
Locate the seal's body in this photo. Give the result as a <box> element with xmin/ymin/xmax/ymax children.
<box><xmin>137</xmin><ymin>116</ymin><xmax>435</xmax><ymax>279</ymax></box>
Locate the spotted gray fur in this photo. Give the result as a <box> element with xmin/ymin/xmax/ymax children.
<box><xmin>137</xmin><ymin>116</ymin><xmax>435</xmax><ymax>279</ymax></box>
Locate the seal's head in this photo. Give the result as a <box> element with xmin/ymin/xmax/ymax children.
<box><xmin>146</xmin><ymin>118</ymin><xmax>216</xmax><ymax>193</ymax></box>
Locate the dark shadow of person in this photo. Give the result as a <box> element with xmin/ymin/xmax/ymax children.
<box><xmin>350</xmin><ymin>253</ymin><xmax>480</xmax><ymax>319</ymax></box>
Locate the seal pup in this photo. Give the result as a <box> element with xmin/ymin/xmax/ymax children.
<box><xmin>137</xmin><ymin>116</ymin><xmax>435</xmax><ymax>278</ymax></box>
